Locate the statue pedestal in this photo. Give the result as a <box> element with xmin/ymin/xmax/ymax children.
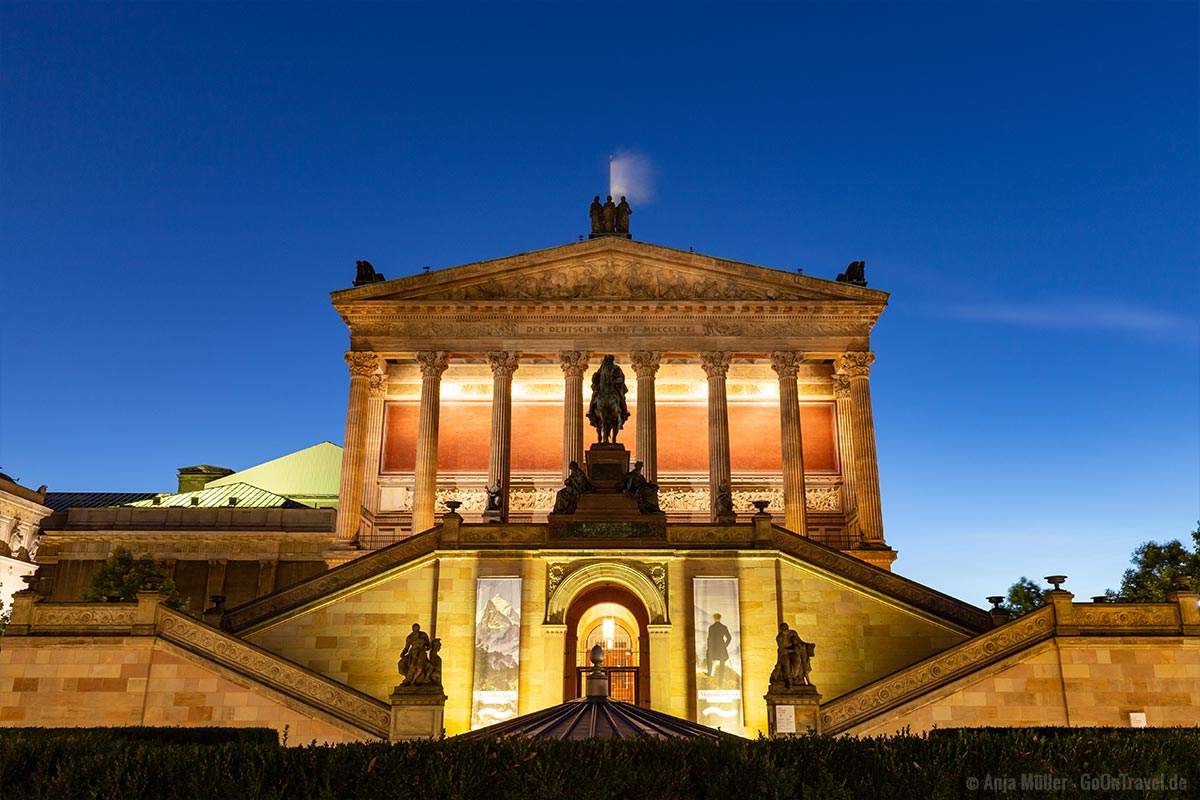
<box><xmin>389</xmin><ymin>685</ymin><xmax>447</xmax><ymax>741</ymax></box>
<box><xmin>764</xmin><ymin>685</ymin><xmax>822</xmax><ymax>737</ymax></box>
<box><xmin>584</xmin><ymin>443</ymin><xmax>630</xmax><ymax>491</ymax></box>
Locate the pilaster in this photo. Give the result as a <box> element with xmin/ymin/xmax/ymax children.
<box><xmin>361</xmin><ymin>370</ymin><xmax>388</xmax><ymax>525</ymax></box>
<box><xmin>334</xmin><ymin>350</ymin><xmax>380</xmax><ymax>547</ymax></box>
<box><xmin>486</xmin><ymin>351</ymin><xmax>520</xmax><ymax>521</ymax></box>
<box><xmin>648</xmin><ymin>624</ymin><xmax>672</xmax><ymax>715</ymax></box>
<box><xmin>630</xmin><ymin>351</ymin><xmax>661</xmax><ymax>482</ymax></box>
<box><xmin>559</xmin><ymin>351</ymin><xmax>589</xmax><ymax>479</ymax></box>
<box><xmin>771</xmin><ymin>351</ymin><xmax>807</xmax><ymax>535</ymax></box>
<box><xmin>412</xmin><ymin>351</ymin><xmax>449</xmax><ymax>534</ymax></box>
<box><xmin>701</xmin><ymin>352</ymin><xmax>732</xmax><ymax>523</ymax></box>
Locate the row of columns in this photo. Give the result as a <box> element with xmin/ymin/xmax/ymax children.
<box><xmin>334</xmin><ymin>350</ymin><xmax>886</xmax><ymax>549</ymax></box>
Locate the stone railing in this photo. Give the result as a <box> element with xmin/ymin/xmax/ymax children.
<box><xmin>223</xmin><ymin>526</ymin><xmax>443</xmax><ymax>633</ymax></box>
<box><xmin>6</xmin><ymin>592</ymin><xmax>390</xmax><ymax>739</ymax></box>
<box><xmin>156</xmin><ymin>606</ymin><xmax>390</xmax><ymax>738</ymax></box>
<box><xmin>820</xmin><ymin>605</ymin><xmax>1058</xmax><ymax>734</ymax></box>
<box><xmin>819</xmin><ymin>596</ymin><xmax>1196</xmax><ymax>735</ymax></box>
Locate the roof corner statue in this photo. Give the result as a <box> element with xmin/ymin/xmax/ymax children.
<box><xmin>835</xmin><ymin>260</ymin><xmax>866</xmax><ymax>287</ymax></box>
<box><xmin>353</xmin><ymin>259</ymin><xmax>386</xmax><ymax>287</ymax></box>
<box><xmin>586</xmin><ymin>354</ymin><xmax>630</xmax><ymax>444</ymax></box>
<box><xmin>588</xmin><ymin>194</ymin><xmax>632</xmax><ymax>239</ymax></box>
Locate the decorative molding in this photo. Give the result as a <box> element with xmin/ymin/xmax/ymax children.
<box><xmin>837</xmin><ymin>351</ymin><xmax>875</xmax><ymax>379</ymax></box>
<box><xmin>1073</xmin><ymin>604</ymin><xmax>1179</xmax><ymax>630</ymax></box>
<box><xmin>458</xmin><ymin>525</ymin><xmax>547</xmax><ymax>546</ymax></box>
<box><xmin>559</xmin><ymin>350</ymin><xmax>589</xmax><ymax>378</ymax></box>
<box><xmin>157</xmin><ymin>608</ymin><xmax>389</xmax><ymax>738</ymax></box>
<box><xmin>700</xmin><ymin>351</ymin><xmax>731</xmax><ymax>378</ymax></box>
<box><xmin>629</xmin><ymin>351</ymin><xmax>662</xmax><ymax>378</ymax></box>
<box><xmin>345</xmin><ymin>351</ymin><xmax>380</xmax><ymax>377</ymax></box>
<box><xmin>416</xmin><ymin>351</ymin><xmax>449</xmax><ymax>378</ymax></box>
<box><xmin>544</xmin><ymin>559</ymin><xmax>669</xmax><ymax>625</ymax></box>
<box><xmin>412</xmin><ymin>260</ymin><xmax>815</xmax><ymax>302</ymax></box>
<box><xmin>805</xmin><ymin>487</ymin><xmax>841</xmax><ymax>512</ymax></box>
<box><xmin>368</xmin><ymin>372</ymin><xmax>388</xmax><ymax>397</ymax></box>
<box><xmin>667</xmin><ymin>525</ymin><xmax>754</xmax><ymax>546</ymax></box>
<box><xmin>486</xmin><ymin>351</ymin><xmax>520</xmax><ymax>378</ymax></box>
<box><xmin>770</xmin><ymin>351</ymin><xmax>802</xmax><ymax>379</ymax></box>
<box><xmin>33</xmin><ymin>605</ymin><xmax>136</xmax><ymax>627</ymax></box>
<box><xmin>820</xmin><ymin>607</ymin><xmax>1056</xmax><ymax>734</ymax></box>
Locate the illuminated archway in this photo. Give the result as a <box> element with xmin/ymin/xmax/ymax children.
<box><xmin>563</xmin><ymin>584</ymin><xmax>651</xmax><ymax>706</ymax></box>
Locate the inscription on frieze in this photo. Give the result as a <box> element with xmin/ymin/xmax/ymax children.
<box><xmin>548</xmin><ymin>519</ymin><xmax>667</xmax><ymax>541</ymax></box>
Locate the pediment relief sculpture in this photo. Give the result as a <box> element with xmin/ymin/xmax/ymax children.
<box><xmin>403</xmin><ymin>260</ymin><xmax>828</xmax><ymax>302</ymax></box>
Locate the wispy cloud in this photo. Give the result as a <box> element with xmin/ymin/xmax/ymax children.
<box><xmin>609</xmin><ymin>151</ymin><xmax>654</xmax><ymax>203</ymax></box>
<box><xmin>942</xmin><ymin>298</ymin><xmax>1199</xmax><ymax>345</ymax></box>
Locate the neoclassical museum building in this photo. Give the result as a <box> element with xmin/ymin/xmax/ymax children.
<box><xmin>2</xmin><ymin>221</ymin><xmax>1197</xmax><ymax>742</ymax></box>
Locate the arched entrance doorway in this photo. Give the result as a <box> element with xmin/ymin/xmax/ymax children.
<box><xmin>564</xmin><ymin>585</ymin><xmax>651</xmax><ymax>706</ymax></box>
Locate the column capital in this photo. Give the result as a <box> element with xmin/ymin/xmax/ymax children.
<box><xmin>630</xmin><ymin>351</ymin><xmax>661</xmax><ymax>378</ymax></box>
<box><xmin>559</xmin><ymin>350</ymin><xmax>589</xmax><ymax>378</ymax></box>
<box><xmin>770</xmin><ymin>351</ymin><xmax>802</xmax><ymax>379</ymax></box>
<box><xmin>831</xmin><ymin>374</ymin><xmax>852</xmax><ymax>399</ymax></box>
<box><xmin>369</xmin><ymin>372</ymin><xmax>388</xmax><ymax>397</ymax></box>
<box><xmin>416</xmin><ymin>351</ymin><xmax>450</xmax><ymax>378</ymax></box>
<box><xmin>345</xmin><ymin>351</ymin><xmax>381</xmax><ymax>377</ymax></box>
<box><xmin>487</xmin><ymin>351</ymin><xmax>520</xmax><ymax>378</ymax></box>
<box><xmin>700</xmin><ymin>351</ymin><xmax>731</xmax><ymax>378</ymax></box>
<box><xmin>837</xmin><ymin>351</ymin><xmax>875</xmax><ymax>378</ymax></box>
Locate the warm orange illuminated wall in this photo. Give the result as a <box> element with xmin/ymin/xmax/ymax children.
<box><xmin>382</xmin><ymin>400</ymin><xmax>835</xmax><ymax>476</ymax></box>
<box><xmin>382</xmin><ymin>400</ymin><xmax>565</xmax><ymax>474</ymax></box>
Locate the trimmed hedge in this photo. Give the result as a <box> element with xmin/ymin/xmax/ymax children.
<box><xmin>0</xmin><ymin>727</ymin><xmax>1196</xmax><ymax>799</ymax></box>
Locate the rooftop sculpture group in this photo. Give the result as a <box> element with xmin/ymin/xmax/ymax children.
<box><xmin>589</xmin><ymin>195</ymin><xmax>632</xmax><ymax>238</ymax></box>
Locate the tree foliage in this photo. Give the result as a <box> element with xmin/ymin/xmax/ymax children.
<box><xmin>83</xmin><ymin>547</ymin><xmax>190</xmax><ymax>612</ymax></box>
<box><xmin>1107</xmin><ymin>522</ymin><xmax>1200</xmax><ymax>602</ymax></box>
<box><xmin>1002</xmin><ymin>576</ymin><xmax>1046</xmax><ymax>617</ymax></box>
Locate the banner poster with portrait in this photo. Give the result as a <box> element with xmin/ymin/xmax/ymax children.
<box><xmin>470</xmin><ymin>577</ymin><xmax>522</xmax><ymax>729</ymax></box>
<box><xmin>693</xmin><ymin>577</ymin><xmax>744</xmax><ymax>729</ymax></box>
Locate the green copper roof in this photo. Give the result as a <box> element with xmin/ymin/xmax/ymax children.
<box><xmin>125</xmin><ymin>482</ymin><xmax>308</xmax><ymax>509</ymax></box>
<box><xmin>206</xmin><ymin>442</ymin><xmax>342</xmax><ymax>499</ymax></box>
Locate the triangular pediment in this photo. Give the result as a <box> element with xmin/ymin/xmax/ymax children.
<box><xmin>333</xmin><ymin>238</ymin><xmax>886</xmax><ymax>305</ymax></box>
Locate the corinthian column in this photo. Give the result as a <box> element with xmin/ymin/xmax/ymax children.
<box><xmin>838</xmin><ymin>352</ymin><xmax>886</xmax><ymax>547</ymax></box>
<box><xmin>771</xmin><ymin>352</ymin><xmax>807</xmax><ymax>535</ymax></box>
<box><xmin>559</xmin><ymin>351</ymin><xmax>589</xmax><ymax>478</ymax></box>
<box><xmin>360</xmin><ymin>370</ymin><xmax>388</xmax><ymax>526</ymax></box>
<box><xmin>701</xmin><ymin>351</ymin><xmax>732</xmax><ymax>522</ymax></box>
<box><xmin>334</xmin><ymin>350</ymin><xmax>379</xmax><ymax>548</ymax></box>
<box><xmin>630</xmin><ymin>351</ymin><xmax>661</xmax><ymax>481</ymax></box>
<box><xmin>832</xmin><ymin>374</ymin><xmax>860</xmax><ymax>543</ymax></box>
<box><xmin>411</xmin><ymin>351</ymin><xmax>449</xmax><ymax>534</ymax></box>
<box><xmin>487</xmin><ymin>351</ymin><xmax>520</xmax><ymax>521</ymax></box>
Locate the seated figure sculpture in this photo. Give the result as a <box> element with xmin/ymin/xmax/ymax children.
<box><xmin>618</xmin><ymin>461</ymin><xmax>661</xmax><ymax>513</ymax></box>
<box><xmin>552</xmin><ymin>461</ymin><xmax>593</xmax><ymax>514</ymax></box>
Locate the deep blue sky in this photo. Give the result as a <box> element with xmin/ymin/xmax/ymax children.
<box><xmin>2</xmin><ymin>2</ymin><xmax>1197</xmax><ymax>604</ymax></box>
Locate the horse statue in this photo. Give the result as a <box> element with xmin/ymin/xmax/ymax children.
<box><xmin>586</xmin><ymin>354</ymin><xmax>630</xmax><ymax>444</ymax></box>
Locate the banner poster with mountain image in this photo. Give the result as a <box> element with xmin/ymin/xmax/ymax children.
<box><xmin>470</xmin><ymin>577</ymin><xmax>522</xmax><ymax>729</ymax></box>
<box><xmin>693</xmin><ymin>577</ymin><xmax>743</xmax><ymax>729</ymax></box>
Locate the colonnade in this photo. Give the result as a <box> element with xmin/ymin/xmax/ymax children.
<box><xmin>333</xmin><ymin>350</ymin><xmax>887</xmax><ymax>550</ymax></box>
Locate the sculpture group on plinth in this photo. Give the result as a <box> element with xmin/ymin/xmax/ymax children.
<box><xmin>588</xmin><ymin>194</ymin><xmax>632</xmax><ymax>238</ymax></box>
<box><xmin>770</xmin><ymin>622</ymin><xmax>814</xmax><ymax>690</ymax></box>
<box><xmin>397</xmin><ymin>623</ymin><xmax>443</xmax><ymax>689</ymax></box>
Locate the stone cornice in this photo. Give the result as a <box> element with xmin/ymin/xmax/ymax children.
<box><xmin>331</xmin><ymin>238</ymin><xmax>889</xmax><ymax>305</ymax></box>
